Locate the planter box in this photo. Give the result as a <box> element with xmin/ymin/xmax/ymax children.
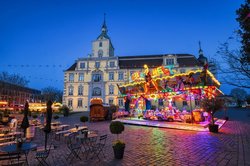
<box><xmin>209</xmin><ymin>124</ymin><xmax>219</xmax><ymax>133</ymax></box>
<box><xmin>113</xmin><ymin>146</ymin><xmax>125</xmax><ymax>159</ymax></box>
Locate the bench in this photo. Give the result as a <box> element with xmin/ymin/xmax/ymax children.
<box><xmin>0</xmin><ymin>152</ymin><xmax>25</xmax><ymax>166</ymax></box>
<box><xmin>0</xmin><ymin>141</ymin><xmax>15</xmax><ymax>147</ymax></box>
<box><xmin>0</xmin><ymin>137</ymin><xmax>15</xmax><ymax>143</ymax></box>
<box><xmin>55</xmin><ymin>126</ymin><xmax>70</xmax><ymax>141</ymax></box>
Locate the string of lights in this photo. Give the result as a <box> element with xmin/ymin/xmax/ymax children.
<box><xmin>0</xmin><ymin>64</ymin><xmax>69</xmax><ymax>68</ymax></box>
<box><xmin>26</xmin><ymin>76</ymin><xmax>63</xmax><ymax>82</ymax></box>
<box><xmin>0</xmin><ymin>64</ymin><xmax>229</xmax><ymax>75</ymax></box>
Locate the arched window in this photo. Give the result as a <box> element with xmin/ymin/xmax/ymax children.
<box><xmin>98</xmin><ymin>50</ymin><xmax>103</xmax><ymax>57</ymax></box>
<box><xmin>92</xmin><ymin>71</ymin><xmax>103</xmax><ymax>82</ymax></box>
<box><xmin>99</xmin><ymin>42</ymin><xmax>102</xmax><ymax>47</ymax></box>
<box><xmin>78</xmin><ymin>85</ymin><xmax>83</xmax><ymax>96</ymax></box>
<box><xmin>69</xmin><ymin>73</ymin><xmax>74</xmax><ymax>82</ymax></box>
<box><xmin>180</xmin><ymin>69</ymin><xmax>186</xmax><ymax>73</ymax></box>
<box><xmin>92</xmin><ymin>87</ymin><xmax>102</xmax><ymax>96</ymax></box>
<box><xmin>109</xmin><ymin>98</ymin><xmax>114</xmax><ymax>104</ymax></box>
<box><xmin>77</xmin><ymin>98</ymin><xmax>83</xmax><ymax>107</ymax></box>
<box><xmin>109</xmin><ymin>85</ymin><xmax>114</xmax><ymax>95</ymax></box>
<box><xmin>68</xmin><ymin>85</ymin><xmax>74</xmax><ymax>96</ymax></box>
<box><xmin>118</xmin><ymin>99</ymin><xmax>124</xmax><ymax>107</ymax></box>
<box><xmin>68</xmin><ymin>99</ymin><xmax>73</xmax><ymax>107</ymax></box>
<box><xmin>109</xmin><ymin>72</ymin><xmax>114</xmax><ymax>81</ymax></box>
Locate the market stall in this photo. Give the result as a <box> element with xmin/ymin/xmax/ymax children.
<box><xmin>89</xmin><ymin>98</ymin><xmax>108</xmax><ymax>121</ymax></box>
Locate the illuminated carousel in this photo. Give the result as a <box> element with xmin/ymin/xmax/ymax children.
<box><xmin>115</xmin><ymin>64</ymin><xmax>226</xmax><ymax>131</ymax></box>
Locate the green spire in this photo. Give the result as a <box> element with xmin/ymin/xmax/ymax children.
<box><xmin>198</xmin><ymin>41</ymin><xmax>203</xmax><ymax>55</ymax></box>
<box><xmin>197</xmin><ymin>41</ymin><xmax>208</xmax><ymax>65</ymax></box>
<box><xmin>102</xmin><ymin>13</ymin><xmax>107</xmax><ymax>33</ymax></box>
<box><xmin>97</xmin><ymin>13</ymin><xmax>110</xmax><ymax>40</ymax></box>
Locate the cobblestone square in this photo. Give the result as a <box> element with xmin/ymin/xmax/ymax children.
<box><xmin>10</xmin><ymin>108</ymin><xmax>248</xmax><ymax>166</ymax></box>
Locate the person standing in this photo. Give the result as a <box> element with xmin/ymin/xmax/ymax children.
<box><xmin>40</xmin><ymin>112</ymin><xmax>44</xmax><ymax>125</ymax></box>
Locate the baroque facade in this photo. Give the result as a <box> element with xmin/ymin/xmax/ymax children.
<box><xmin>63</xmin><ymin>20</ymin><xmax>209</xmax><ymax>111</ymax></box>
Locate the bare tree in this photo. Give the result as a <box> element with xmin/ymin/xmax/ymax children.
<box><xmin>41</xmin><ymin>86</ymin><xmax>63</xmax><ymax>102</ymax></box>
<box><xmin>217</xmin><ymin>0</ymin><xmax>250</xmax><ymax>89</ymax></box>
<box><xmin>0</xmin><ymin>71</ymin><xmax>29</xmax><ymax>87</ymax></box>
<box><xmin>217</xmin><ymin>40</ymin><xmax>250</xmax><ymax>89</ymax></box>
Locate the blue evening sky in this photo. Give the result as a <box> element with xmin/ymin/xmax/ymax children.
<box><xmin>0</xmin><ymin>0</ymin><xmax>245</xmax><ymax>94</ymax></box>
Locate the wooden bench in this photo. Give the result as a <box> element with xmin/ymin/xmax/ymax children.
<box><xmin>0</xmin><ymin>137</ymin><xmax>15</xmax><ymax>143</ymax></box>
<box><xmin>0</xmin><ymin>152</ymin><xmax>25</xmax><ymax>166</ymax></box>
<box><xmin>0</xmin><ymin>141</ymin><xmax>16</xmax><ymax>147</ymax></box>
<box><xmin>54</xmin><ymin>125</ymin><xmax>70</xmax><ymax>141</ymax></box>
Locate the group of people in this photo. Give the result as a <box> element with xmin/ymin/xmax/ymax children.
<box><xmin>138</xmin><ymin>107</ymin><xmax>210</xmax><ymax>123</ymax></box>
<box><xmin>142</xmin><ymin>107</ymin><xmax>182</xmax><ymax>120</ymax></box>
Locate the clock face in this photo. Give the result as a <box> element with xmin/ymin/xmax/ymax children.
<box><xmin>93</xmin><ymin>87</ymin><xmax>101</xmax><ymax>96</ymax></box>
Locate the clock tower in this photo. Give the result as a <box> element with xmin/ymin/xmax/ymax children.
<box><xmin>92</xmin><ymin>14</ymin><xmax>114</xmax><ymax>58</ymax></box>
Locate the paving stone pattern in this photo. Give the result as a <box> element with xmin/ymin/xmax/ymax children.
<box><xmin>4</xmin><ymin>111</ymin><xmax>250</xmax><ymax>166</ymax></box>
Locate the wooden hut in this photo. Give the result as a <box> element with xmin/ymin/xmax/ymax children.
<box><xmin>89</xmin><ymin>98</ymin><xmax>108</xmax><ymax>121</ymax></box>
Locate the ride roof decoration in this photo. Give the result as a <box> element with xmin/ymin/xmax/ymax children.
<box><xmin>117</xmin><ymin>65</ymin><xmax>223</xmax><ymax>99</ymax></box>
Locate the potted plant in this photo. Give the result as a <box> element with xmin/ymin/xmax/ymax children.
<box><xmin>80</xmin><ymin>116</ymin><xmax>88</xmax><ymax>125</ymax></box>
<box><xmin>110</xmin><ymin>121</ymin><xmax>125</xmax><ymax>159</ymax></box>
<box><xmin>201</xmin><ymin>98</ymin><xmax>225</xmax><ymax>133</ymax></box>
<box><xmin>59</xmin><ymin>105</ymin><xmax>70</xmax><ymax>117</ymax></box>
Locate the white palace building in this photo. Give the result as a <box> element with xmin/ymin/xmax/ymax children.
<box><xmin>63</xmin><ymin>19</ymin><xmax>215</xmax><ymax>111</ymax></box>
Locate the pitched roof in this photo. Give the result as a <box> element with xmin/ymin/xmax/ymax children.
<box><xmin>118</xmin><ymin>54</ymin><xmax>201</xmax><ymax>69</ymax></box>
<box><xmin>119</xmin><ymin>58</ymin><xmax>162</xmax><ymax>69</ymax></box>
<box><xmin>177</xmin><ymin>57</ymin><xmax>202</xmax><ymax>67</ymax></box>
<box><xmin>118</xmin><ymin>54</ymin><xmax>194</xmax><ymax>59</ymax></box>
<box><xmin>66</xmin><ymin>54</ymin><xmax>201</xmax><ymax>71</ymax></box>
<box><xmin>119</xmin><ymin>54</ymin><xmax>164</xmax><ymax>59</ymax></box>
<box><xmin>66</xmin><ymin>63</ymin><xmax>77</xmax><ymax>71</ymax></box>
<box><xmin>97</xmin><ymin>32</ymin><xmax>110</xmax><ymax>40</ymax></box>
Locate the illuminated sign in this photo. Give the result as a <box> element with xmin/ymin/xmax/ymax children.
<box><xmin>130</xmin><ymin>72</ymin><xmax>145</xmax><ymax>82</ymax></box>
<box><xmin>152</xmin><ymin>66</ymin><xmax>171</xmax><ymax>78</ymax></box>
<box><xmin>130</xmin><ymin>65</ymin><xmax>174</xmax><ymax>82</ymax></box>
<box><xmin>131</xmin><ymin>72</ymin><xmax>142</xmax><ymax>81</ymax></box>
